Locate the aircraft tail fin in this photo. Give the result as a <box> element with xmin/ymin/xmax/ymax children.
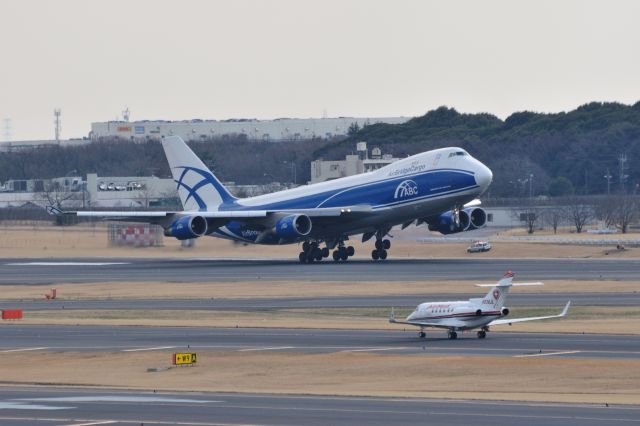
<box><xmin>478</xmin><ymin>271</ymin><xmax>514</xmax><ymax>307</ymax></box>
<box><xmin>161</xmin><ymin>136</ymin><xmax>236</xmax><ymax>211</ymax></box>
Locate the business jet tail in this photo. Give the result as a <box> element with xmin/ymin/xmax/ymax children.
<box><xmin>161</xmin><ymin>136</ymin><xmax>236</xmax><ymax>211</ymax></box>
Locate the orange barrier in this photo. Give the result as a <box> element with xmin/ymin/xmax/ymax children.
<box><xmin>2</xmin><ymin>309</ymin><xmax>23</xmax><ymax>320</ymax></box>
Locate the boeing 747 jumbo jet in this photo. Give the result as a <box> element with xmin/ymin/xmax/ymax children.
<box><xmin>50</xmin><ymin>136</ymin><xmax>493</xmax><ymax>262</ymax></box>
<box><xmin>390</xmin><ymin>271</ymin><xmax>571</xmax><ymax>339</ymax></box>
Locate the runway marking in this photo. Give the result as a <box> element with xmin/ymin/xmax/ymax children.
<box><xmin>5</xmin><ymin>262</ymin><xmax>130</xmax><ymax>266</ymax></box>
<box><xmin>122</xmin><ymin>346</ymin><xmax>175</xmax><ymax>352</ymax></box>
<box><xmin>0</xmin><ymin>347</ymin><xmax>49</xmax><ymax>353</ymax></box>
<box><xmin>340</xmin><ymin>347</ymin><xmax>408</xmax><ymax>353</ymax></box>
<box><xmin>66</xmin><ymin>421</ymin><xmax>117</xmax><ymax>426</ymax></box>
<box><xmin>514</xmin><ymin>350</ymin><xmax>582</xmax><ymax>358</ymax></box>
<box><xmin>237</xmin><ymin>346</ymin><xmax>294</xmax><ymax>352</ymax></box>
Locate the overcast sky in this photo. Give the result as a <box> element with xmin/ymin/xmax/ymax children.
<box><xmin>1</xmin><ymin>0</ymin><xmax>638</xmax><ymax>140</ymax></box>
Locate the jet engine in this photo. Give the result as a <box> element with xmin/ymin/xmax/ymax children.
<box><xmin>427</xmin><ymin>210</ymin><xmax>470</xmax><ymax>235</ymax></box>
<box><xmin>164</xmin><ymin>215</ymin><xmax>208</xmax><ymax>240</ymax></box>
<box><xmin>464</xmin><ymin>207</ymin><xmax>487</xmax><ymax>229</ymax></box>
<box><xmin>274</xmin><ymin>214</ymin><xmax>312</xmax><ymax>240</ymax></box>
<box><xmin>501</xmin><ymin>307</ymin><xmax>510</xmax><ymax>316</ymax></box>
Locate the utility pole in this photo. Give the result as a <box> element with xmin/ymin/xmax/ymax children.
<box><xmin>54</xmin><ymin>109</ymin><xmax>62</xmax><ymax>143</ymax></box>
<box><xmin>618</xmin><ymin>153</ymin><xmax>628</xmax><ymax>193</ymax></box>
<box><xmin>529</xmin><ymin>173</ymin><xmax>534</xmax><ymax>198</ymax></box>
<box><xmin>604</xmin><ymin>169</ymin><xmax>612</xmax><ymax>195</ymax></box>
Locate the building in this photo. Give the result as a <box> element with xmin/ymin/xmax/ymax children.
<box><xmin>90</xmin><ymin>117</ymin><xmax>410</xmax><ymax>142</ymax></box>
<box><xmin>0</xmin><ymin>138</ymin><xmax>90</xmax><ymax>152</ymax></box>
<box><xmin>310</xmin><ymin>142</ymin><xmax>401</xmax><ymax>183</ymax></box>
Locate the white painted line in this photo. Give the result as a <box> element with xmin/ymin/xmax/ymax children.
<box><xmin>0</xmin><ymin>347</ymin><xmax>49</xmax><ymax>353</ymax></box>
<box><xmin>122</xmin><ymin>346</ymin><xmax>175</xmax><ymax>352</ymax></box>
<box><xmin>237</xmin><ymin>346</ymin><xmax>294</xmax><ymax>352</ymax></box>
<box><xmin>66</xmin><ymin>421</ymin><xmax>117</xmax><ymax>426</ymax></box>
<box><xmin>514</xmin><ymin>350</ymin><xmax>581</xmax><ymax>358</ymax></box>
<box><xmin>6</xmin><ymin>262</ymin><xmax>130</xmax><ymax>266</ymax></box>
<box><xmin>340</xmin><ymin>347</ymin><xmax>407</xmax><ymax>353</ymax></box>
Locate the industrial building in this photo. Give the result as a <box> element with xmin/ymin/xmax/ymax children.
<box><xmin>90</xmin><ymin>116</ymin><xmax>410</xmax><ymax>142</ymax></box>
<box><xmin>310</xmin><ymin>142</ymin><xmax>401</xmax><ymax>184</ymax></box>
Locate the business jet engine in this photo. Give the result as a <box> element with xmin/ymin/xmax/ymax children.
<box><xmin>274</xmin><ymin>214</ymin><xmax>312</xmax><ymax>240</ymax></box>
<box><xmin>164</xmin><ymin>215</ymin><xmax>208</xmax><ymax>240</ymax></box>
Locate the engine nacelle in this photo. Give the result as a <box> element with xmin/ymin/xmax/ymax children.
<box><xmin>164</xmin><ymin>215</ymin><xmax>208</xmax><ymax>240</ymax></box>
<box><xmin>274</xmin><ymin>214</ymin><xmax>312</xmax><ymax>240</ymax></box>
<box><xmin>501</xmin><ymin>307</ymin><xmax>510</xmax><ymax>316</ymax></box>
<box><xmin>465</xmin><ymin>207</ymin><xmax>487</xmax><ymax>229</ymax></box>
<box><xmin>428</xmin><ymin>210</ymin><xmax>470</xmax><ymax>235</ymax></box>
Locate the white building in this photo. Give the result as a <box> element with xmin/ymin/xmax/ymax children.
<box><xmin>90</xmin><ymin>117</ymin><xmax>410</xmax><ymax>142</ymax></box>
<box><xmin>310</xmin><ymin>142</ymin><xmax>400</xmax><ymax>183</ymax></box>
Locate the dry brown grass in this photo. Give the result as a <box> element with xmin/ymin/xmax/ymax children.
<box><xmin>1</xmin><ymin>351</ymin><xmax>638</xmax><ymax>404</ymax></box>
<box><xmin>1</xmin><ymin>279</ymin><xmax>638</xmax><ymax>301</ymax></box>
<box><xmin>1</xmin><ymin>224</ymin><xmax>640</xmax><ymax>259</ymax></box>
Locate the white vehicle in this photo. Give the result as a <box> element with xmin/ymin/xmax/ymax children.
<box><xmin>390</xmin><ymin>271</ymin><xmax>570</xmax><ymax>339</ymax></box>
<box><xmin>467</xmin><ymin>241</ymin><xmax>491</xmax><ymax>253</ymax></box>
<box><xmin>48</xmin><ymin>136</ymin><xmax>492</xmax><ymax>263</ymax></box>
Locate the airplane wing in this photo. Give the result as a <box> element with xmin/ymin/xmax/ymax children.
<box><xmin>489</xmin><ymin>301</ymin><xmax>571</xmax><ymax>326</ymax></box>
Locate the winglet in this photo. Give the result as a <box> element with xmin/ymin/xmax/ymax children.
<box><xmin>560</xmin><ymin>301</ymin><xmax>571</xmax><ymax>317</ymax></box>
<box><xmin>389</xmin><ymin>307</ymin><xmax>396</xmax><ymax>323</ymax></box>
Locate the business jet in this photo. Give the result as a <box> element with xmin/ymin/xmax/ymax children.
<box><xmin>390</xmin><ymin>271</ymin><xmax>570</xmax><ymax>339</ymax></box>
<box><xmin>49</xmin><ymin>135</ymin><xmax>493</xmax><ymax>263</ymax></box>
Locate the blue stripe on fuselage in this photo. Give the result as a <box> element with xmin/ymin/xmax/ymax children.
<box><xmin>219</xmin><ymin>169</ymin><xmax>477</xmax><ymax>212</ymax></box>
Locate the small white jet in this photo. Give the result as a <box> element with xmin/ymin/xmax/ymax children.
<box><xmin>389</xmin><ymin>271</ymin><xmax>570</xmax><ymax>339</ymax></box>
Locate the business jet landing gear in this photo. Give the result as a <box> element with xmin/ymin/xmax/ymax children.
<box><xmin>477</xmin><ymin>330</ymin><xmax>487</xmax><ymax>339</ymax></box>
<box><xmin>371</xmin><ymin>237</ymin><xmax>391</xmax><ymax>261</ymax></box>
<box><xmin>418</xmin><ymin>330</ymin><xmax>426</xmax><ymax>339</ymax></box>
<box><xmin>299</xmin><ymin>241</ymin><xmax>330</xmax><ymax>263</ymax></box>
<box><xmin>332</xmin><ymin>243</ymin><xmax>355</xmax><ymax>262</ymax></box>
<box><xmin>447</xmin><ymin>330</ymin><xmax>458</xmax><ymax>340</ymax></box>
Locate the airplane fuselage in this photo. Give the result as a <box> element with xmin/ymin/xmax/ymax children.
<box><xmin>210</xmin><ymin>147</ymin><xmax>492</xmax><ymax>244</ymax></box>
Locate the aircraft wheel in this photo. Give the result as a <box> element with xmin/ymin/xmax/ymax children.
<box><xmin>321</xmin><ymin>247</ymin><xmax>330</xmax><ymax>258</ymax></box>
<box><xmin>448</xmin><ymin>331</ymin><xmax>458</xmax><ymax>340</ymax></box>
<box><xmin>383</xmin><ymin>239</ymin><xmax>391</xmax><ymax>250</ymax></box>
<box><xmin>375</xmin><ymin>240</ymin><xmax>383</xmax><ymax>250</ymax></box>
<box><xmin>346</xmin><ymin>246</ymin><xmax>355</xmax><ymax>257</ymax></box>
<box><xmin>379</xmin><ymin>249</ymin><xmax>388</xmax><ymax>260</ymax></box>
<box><xmin>298</xmin><ymin>252</ymin><xmax>307</xmax><ymax>263</ymax></box>
<box><xmin>302</xmin><ymin>241</ymin><xmax>310</xmax><ymax>252</ymax></box>
<box><xmin>477</xmin><ymin>330</ymin><xmax>486</xmax><ymax>339</ymax></box>
<box><xmin>371</xmin><ymin>250</ymin><xmax>380</xmax><ymax>260</ymax></box>
<box><xmin>419</xmin><ymin>331</ymin><xmax>426</xmax><ymax>338</ymax></box>
<box><xmin>332</xmin><ymin>250</ymin><xmax>340</xmax><ymax>262</ymax></box>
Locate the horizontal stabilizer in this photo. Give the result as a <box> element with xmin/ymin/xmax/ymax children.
<box><xmin>475</xmin><ymin>282</ymin><xmax>544</xmax><ymax>287</ymax></box>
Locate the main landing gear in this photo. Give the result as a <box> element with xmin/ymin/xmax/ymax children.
<box><xmin>371</xmin><ymin>238</ymin><xmax>391</xmax><ymax>261</ymax></box>
<box><xmin>418</xmin><ymin>330</ymin><xmax>426</xmax><ymax>339</ymax></box>
<box><xmin>298</xmin><ymin>241</ymin><xmax>329</xmax><ymax>264</ymax></box>
<box><xmin>447</xmin><ymin>330</ymin><xmax>458</xmax><ymax>340</ymax></box>
<box><xmin>299</xmin><ymin>240</ymin><xmax>354</xmax><ymax>263</ymax></box>
<box><xmin>477</xmin><ymin>327</ymin><xmax>488</xmax><ymax>339</ymax></box>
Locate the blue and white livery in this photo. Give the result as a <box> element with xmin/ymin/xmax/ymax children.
<box><xmin>63</xmin><ymin>136</ymin><xmax>493</xmax><ymax>262</ymax></box>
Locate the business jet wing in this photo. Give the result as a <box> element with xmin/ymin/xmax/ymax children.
<box><xmin>489</xmin><ymin>301</ymin><xmax>571</xmax><ymax>326</ymax></box>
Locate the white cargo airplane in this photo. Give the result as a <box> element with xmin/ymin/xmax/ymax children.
<box><xmin>390</xmin><ymin>271</ymin><xmax>570</xmax><ymax>339</ymax></box>
<box><xmin>49</xmin><ymin>135</ymin><xmax>493</xmax><ymax>262</ymax></box>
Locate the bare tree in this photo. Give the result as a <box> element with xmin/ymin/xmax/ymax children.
<box><xmin>564</xmin><ymin>197</ymin><xmax>594</xmax><ymax>233</ymax></box>
<box><xmin>512</xmin><ymin>204</ymin><xmax>542</xmax><ymax>234</ymax></box>
<box><xmin>545</xmin><ymin>207</ymin><xmax>564</xmax><ymax>234</ymax></box>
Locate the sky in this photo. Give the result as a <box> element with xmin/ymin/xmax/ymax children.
<box><xmin>1</xmin><ymin>0</ymin><xmax>639</xmax><ymax>141</ymax></box>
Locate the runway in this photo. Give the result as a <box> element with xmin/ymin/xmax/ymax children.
<box><xmin>2</xmin><ymin>257</ymin><xmax>640</xmax><ymax>284</ymax></box>
<box><xmin>1</xmin><ymin>387</ymin><xmax>637</xmax><ymax>426</ymax></box>
<box><xmin>0</xmin><ymin>292</ymin><xmax>636</xmax><ymax>313</ymax></box>
<box><xmin>1</xmin><ymin>325</ymin><xmax>638</xmax><ymax>359</ymax></box>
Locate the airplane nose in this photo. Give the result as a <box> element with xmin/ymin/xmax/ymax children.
<box><xmin>475</xmin><ymin>163</ymin><xmax>493</xmax><ymax>190</ymax></box>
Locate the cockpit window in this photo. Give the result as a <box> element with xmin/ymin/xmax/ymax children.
<box><xmin>448</xmin><ymin>151</ymin><xmax>467</xmax><ymax>158</ymax></box>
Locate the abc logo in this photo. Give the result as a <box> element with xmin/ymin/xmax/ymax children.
<box><xmin>394</xmin><ymin>180</ymin><xmax>419</xmax><ymax>199</ymax></box>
